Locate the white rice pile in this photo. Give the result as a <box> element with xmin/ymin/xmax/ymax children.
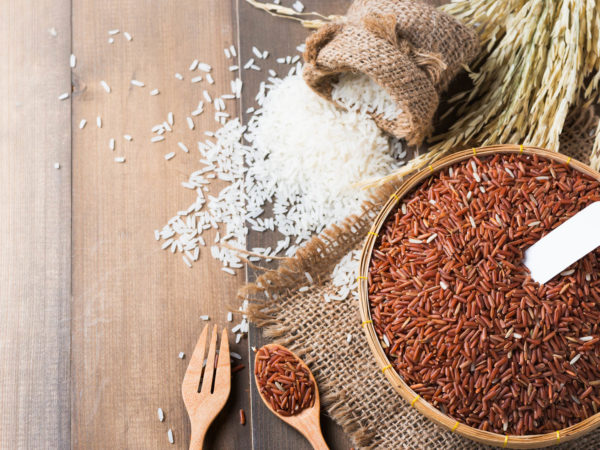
<box><xmin>331</xmin><ymin>72</ymin><xmax>403</xmax><ymax>121</ymax></box>
<box><xmin>156</xmin><ymin>71</ymin><xmax>404</xmax><ymax>270</ymax></box>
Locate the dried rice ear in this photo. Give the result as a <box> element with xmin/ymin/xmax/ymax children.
<box><xmin>302</xmin><ymin>0</ymin><xmax>479</xmax><ymax>146</ymax></box>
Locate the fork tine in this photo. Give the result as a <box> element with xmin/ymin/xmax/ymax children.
<box><xmin>214</xmin><ymin>328</ymin><xmax>231</xmax><ymax>389</ymax></box>
<box><xmin>200</xmin><ymin>324</ymin><xmax>219</xmax><ymax>395</ymax></box>
<box><xmin>182</xmin><ymin>324</ymin><xmax>209</xmax><ymax>399</ymax></box>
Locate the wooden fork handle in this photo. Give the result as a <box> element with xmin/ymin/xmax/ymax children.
<box><xmin>189</xmin><ymin>415</ymin><xmax>215</xmax><ymax>450</ymax></box>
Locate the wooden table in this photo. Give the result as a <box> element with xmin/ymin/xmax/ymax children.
<box><xmin>0</xmin><ymin>0</ymin><xmax>353</xmax><ymax>448</ymax></box>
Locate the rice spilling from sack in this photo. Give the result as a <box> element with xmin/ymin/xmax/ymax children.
<box><xmin>332</xmin><ymin>72</ymin><xmax>403</xmax><ymax>121</ymax></box>
<box><xmin>157</xmin><ymin>70</ymin><xmax>404</xmax><ymax>269</ymax></box>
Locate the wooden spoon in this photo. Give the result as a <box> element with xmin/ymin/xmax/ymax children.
<box><xmin>254</xmin><ymin>344</ymin><xmax>328</xmax><ymax>450</ymax></box>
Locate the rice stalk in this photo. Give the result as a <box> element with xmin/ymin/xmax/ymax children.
<box><xmin>433</xmin><ymin>0</ymin><xmax>600</xmax><ymax>153</ymax></box>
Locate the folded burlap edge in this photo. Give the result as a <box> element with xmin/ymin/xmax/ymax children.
<box><xmin>241</xmin><ymin>183</ymin><xmax>397</xmax><ymax>448</ymax></box>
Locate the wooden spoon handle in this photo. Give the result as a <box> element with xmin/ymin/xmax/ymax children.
<box><xmin>305</xmin><ymin>431</ymin><xmax>329</xmax><ymax>450</ymax></box>
<box><xmin>298</xmin><ymin>415</ymin><xmax>328</xmax><ymax>450</ymax></box>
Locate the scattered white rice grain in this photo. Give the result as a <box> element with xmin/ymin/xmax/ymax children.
<box><xmin>221</xmin><ymin>267</ymin><xmax>235</xmax><ymax>275</ymax></box>
<box><xmin>70</xmin><ymin>54</ymin><xmax>76</xmax><ymax>68</ymax></box>
<box><xmin>167</xmin><ymin>429</ymin><xmax>174</xmax><ymax>444</ymax></box>
<box><xmin>513</xmin><ymin>333</ymin><xmax>522</xmax><ymax>339</ymax></box>
<box><xmin>131</xmin><ymin>79</ymin><xmax>145</xmax><ymax>87</ymax></box>
<box><xmin>505</xmin><ymin>167</ymin><xmax>515</xmax><ymax>178</ymax></box>
<box><xmin>561</xmin><ymin>269</ymin><xmax>575</xmax><ymax>276</ymax></box>
<box><xmin>58</xmin><ymin>93</ymin><xmax>69</xmax><ymax>100</ymax></box>
<box><xmin>408</xmin><ymin>238</ymin><xmax>422</xmax><ymax>244</ymax></box>
<box><xmin>54</xmin><ymin>162</ymin><xmax>60</xmax><ymax>169</ymax></box>
<box><xmin>228</xmin><ymin>65</ymin><xmax>239</xmax><ymax>72</ymax></box>
<box><xmin>268</xmin><ymin>69</ymin><xmax>277</xmax><ymax>77</ymax></box>
<box><xmin>178</xmin><ymin>352</ymin><xmax>185</xmax><ymax>359</ymax></box>
<box><xmin>203</xmin><ymin>90</ymin><xmax>212</xmax><ymax>103</ymax></box>
<box><xmin>165</xmin><ymin>152</ymin><xmax>175</xmax><ymax>161</ymax></box>
<box><xmin>108</xmin><ymin>29</ymin><xmax>119</xmax><ymax>35</ymax></box>
<box><xmin>570</xmin><ymin>354</ymin><xmax>582</xmax><ymax>365</ymax></box>
<box><xmin>292</xmin><ymin>0</ymin><xmax>304</xmax><ymax>12</ymax></box>
<box><xmin>96</xmin><ymin>116</ymin><xmax>102</xmax><ymax>128</ymax></box>
<box><xmin>158</xmin><ymin>408</ymin><xmax>165</xmax><ymax>422</ymax></box>
<box><xmin>123</xmin><ymin>134</ymin><xmax>133</xmax><ymax>141</ymax></box>
<box><xmin>346</xmin><ymin>334</ymin><xmax>352</xmax><ymax>343</ymax></box>
<box><xmin>124</xmin><ymin>31</ymin><xmax>132</xmax><ymax>41</ymax></box>
<box><xmin>49</xmin><ymin>27</ymin><xmax>57</xmax><ymax>37</ymax></box>
<box><xmin>246</xmin><ymin>107</ymin><xmax>255</xmax><ymax>114</ymax></box>
<box><xmin>227</xmin><ymin>312</ymin><xmax>233</xmax><ymax>322</ymax></box>
<box><xmin>178</xmin><ymin>142</ymin><xmax>189</xmax><ymax>153</ymax></box>
<box><xmin>114</xmin><ymin>157</ymin><xmax>126</xmax><ymax>163</ymax></box>
<box><xmin>191</xmin><ymin>108</ymin><xmax>203</xmax><ymax>116</ymax></box>
<box><xmin>401</xmin><ymin>203</ymin><xmax>407</xmax><ymax>214</ymax></box>
<box><xmin>252</xmin><ymin>46</ymin><xmax>263</xmax><ymax>59</ymax></box>
<box><xmin>174</xmin><ymin>73</ymin><xmax>183</xmax><ymax>80</ymax></box>
<box><xmin>528</xmin><ymin>221</ymin><xmax>541</xmax><ymax>227</ymax></box>
<box><xmin>79</xmin><ymin>119</ymin><xmax>87</xmax><ymax>129</ymax></box>
<box><xmin>186</xmin><ymin>117</ymin><xmax>194</xmax><ymax>130</ymax></box>
<box><xmin>580</xmin><ymin>336</ymin><xmax>594</xmax><ymax>342</ymax></box>
<box><xmin>231</xmin><ymin>351</ymin><xmax>242</xmax><ymax>360</ymax></box>
<box><xmin>586</xmin><ymin>273</ymin><xmax>592</xmax><ymax>282</ymax></box>
<box><xmin>197</xmin><ymin>63</ymin><xmax>211</xmax><ymax>73</ymax></box>
<box><xmin>286</xmin><ymin>56</ymin><xmax>292</xmax><ymax>64</ymax></box>
<box><xmin>291</xmin><ymin>55</ymin><xmax>300</xmax><ymax>64</ymax></box>
<box><xmin>305</xmin><ymin>272</ymin><xmax>313</xmax><ymax>283</ymax></box>
<box><xmin>189</xmin><ymin>59</ymin><xmax>199</xmax><ymax>71</ymax></box>
<box><xmin>243</xmin><ymin>58</ymin><xmax>254</xmax><ymax>69</ymax></box>
<box><xmin>151</xmin><ymin>135</ymin><xmax>166</xmax><ymax>143</ymax></box>
<box><xmin>206</xmin><ymin>74</ymin><xmax>214</xmax><ymax>84</ymax></box>
<box><xmin>440</xmin><ymin>281</ymin><xmax>449</xmax><ymax>290</ymax></box>
<box><xmin>262</xmin><ymin>50</ymin><xmax>269</xmax><ymax>59</ymax></box>
<box><xmin>154</xmin><ymin>230</ymin><xmax>160</xmax><ymax>241</ymax></box>
<box><xmin>298</xmin><ymin>286</ymin><xmax>309</xmax><ymax>293</ymax></box>
<box><xmin>150</xmin><ymin>89</ymin><xmax>160</xmax><ymax>96</ymax></box>
<box><xmin>166</xmin><ymin>111</ymin><xmax>174</xmax><ymax>126</ymax></box>
<box><xmin>276</xmin><ymin>57</ymin><xmax>285</xmax><ymax>64</ymax></box>
<box><xmin>224</xmin><ymin>48</ymin><xmax>231</xmax><ymax>59</ymax></box>
<box><xmin>200</xmin><ymin>315</ymin><xmax>210</xmax><ymax>321</ymax></box>
<box><xmin>109</xmin><ymin>138</ymin><xmax>115</xmax><ymax>150</ymax></box>
<box><xmin>229</xmin><ymin>45</ymin><xmax>237</xmax><ymax>57</ymax></box>
<box><xmin>191</xmin><ymin>76</ymin><xmax>203</xmax><ymax>83</ymax></box>
<box><xmin>250</xmin><ymin>64</ymin><xmax>260</xmax><ymax>71</ymax></box>
<box><xmin>235</xmin><ymin>333</ymin><xmax>242</xmax><ymax>344</ymax></box>
<box><xmin>100</xmin><ymin>80</ymin><xmax>111</xmax><ymax>93</ymax></box>
<box><xmin>108</xmin><ymin>38</ymin><xmax>114</xmax><ymax>44</ymax></box>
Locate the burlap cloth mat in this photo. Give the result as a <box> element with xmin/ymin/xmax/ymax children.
<box><xmin>243</xmin><ymin>107</ymin><xmax>600</xmax><ymax>449</ymax></box>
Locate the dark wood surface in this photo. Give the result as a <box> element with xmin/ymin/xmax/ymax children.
<box><xmin>239</xmin><ymin>2</ymin><xmax>353</xmax><ymax>448</ymax></box>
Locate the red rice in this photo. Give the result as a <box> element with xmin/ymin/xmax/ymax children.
<box><xmin>369</xmin><ymin>154</ymin><xmax>600</xmax><ymax>435</ymax></box>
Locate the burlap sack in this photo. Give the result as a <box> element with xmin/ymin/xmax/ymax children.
<box><xmin>302</xmin><ymin>0</ymin><xmax>479</xmax><ymax>146</ymax></box>
<box><xmin>244</xmin><ymin>107</ymin><xmax>600</xmax><ymax>449</ymax></box>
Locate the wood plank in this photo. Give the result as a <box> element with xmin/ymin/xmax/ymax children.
<box><xmin>237</xmin><ymin>0</ymin><xmax>353</xmax><ymax>448</ymax></box>
<box><xmin>71</xmin><ymin>1</ymin><xmax>250</xmax><ymax>448</ymax></box>
<box><xmin>0</xmin><ymin>1</ymin><xmax>72</xmax><ymax>448</ymax></box>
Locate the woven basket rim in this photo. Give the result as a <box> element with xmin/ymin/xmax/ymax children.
<box><xmin>358</xmin><ymin>144</ymin><xmax>600</xmax><ymax>449</ymax></box>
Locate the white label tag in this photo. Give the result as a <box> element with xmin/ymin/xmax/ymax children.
<box><xmin>523</xmin><ymin>202</ymin><xmax>600</xmax><ymax>284</ymax></box>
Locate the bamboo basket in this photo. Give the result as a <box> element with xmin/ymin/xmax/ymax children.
<box><xmin>358</xmin><ymin>145</ymin><xmax>600</xmax><ymax>448</ymax></box>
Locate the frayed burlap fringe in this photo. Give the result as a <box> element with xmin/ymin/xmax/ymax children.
<box><xmin>302</xmin><ymin>0</ymin><xmax>479</xmax><ymax>146</ymax></box>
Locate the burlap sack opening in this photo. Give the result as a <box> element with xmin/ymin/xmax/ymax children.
<box><xmin>302</xmin><ymin>0</ymin><xmax>479</xmax><ymax>146</ymax></box>
<box><xmin>243</xmin><ymin>107</ymin><xmax>600</xmax><ymax>448</ymax></box>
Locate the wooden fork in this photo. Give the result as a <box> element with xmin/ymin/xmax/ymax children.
<box><xmin>182</xmin><ymin>324</ymin><xmax>231</xmax><ymax>450</ymax></box>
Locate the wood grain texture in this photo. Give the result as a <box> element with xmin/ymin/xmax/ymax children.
<box><xmin>0</xmin><ymin>1</ymin><xmax>72</xmax><ymax>448</ymax></box>
<box><xmin>71</xmin><ymin>1</ymin><xmax>249</xmax><ymax>448</ymax></box>
<box><xmin>237</xmin><ymin>1</ymin><xmax>353</xmax><ymax>448</ymax></box>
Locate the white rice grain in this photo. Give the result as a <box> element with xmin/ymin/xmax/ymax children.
<box><xmin>124</xmin><ymin>31</ymin><xmax>132</xmax><ymax>41</ymax></box>
<box><xmin>157</xmin><ymin>408</ymin><xmax>165</xmax><ymax>422</ymax></box>
<box><xmin>186</xmin><ymin>117</ymin><xmax>194</xmax><ymax>130</ymax></box>
<box><xmin>58</xmin><ymin>93</ymin><xmax>69</xmax><ymax>100</ymax></box>
<box><xmin>189</xmin><ymin>59</ymin><xmax>199</xmax><ymax>71</ymax></box>
<box><xmin>100</xmin><ymin>80</ymin><xmax>111</xmax><ymax>93</ymax></box>
<box><xmin>79</xmin><ymin>119</ymin><xmax>87</xmax><ymax>129</ymax></box>
<box><xmin>174</xmin><ymin>73</ymin><xmax>184</xmax><ymax>80</ymax></box>
<box><xmin>150</xmin><ymin>89</ymin><xmax>160</xmax><ymax>96</ymax></box>
<box><xmin>114</xmin><ymin>157</ymin><xmax>126</xmax><ymax>163</ymax></box>
<box><xmin>70</xmin><ymin>54</ymin><xmax>76</xmax><ymax>68</ymax></box>
<box><xmin>131</xmin><ymin>79</ymin><xmax>145</xmax><ymax>87</ymax></box>
<box><xmin>165</xmin><ymin>152</ymin><xmax>175</xmax><ymax>161</ymax></box>
<box><xmin>178</xmin><ymin>142</ymin><xmax>189</xmax><ymax>153</ymax></box>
